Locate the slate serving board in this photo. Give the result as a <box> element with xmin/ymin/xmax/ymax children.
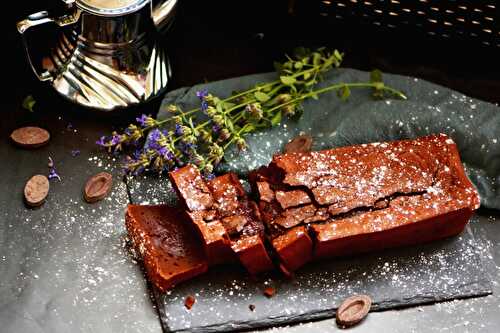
<box><xmin>152</xmin><ymin>228</ymin><xmax>490</xmax><ymax>333</ymax></box>
<box><xmin>126</xmin><ymin>68</ymin><xmax>499</xmax><ymax>332</ymax></box>
<box><xmin>126</xmin><ymin>182</ymin><xmax>491</xmax><ymax>332</ymax></box>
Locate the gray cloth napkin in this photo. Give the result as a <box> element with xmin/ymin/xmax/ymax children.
<box><xmin>158</xmin><ymin>68</ymin><xmax>500</xmax><ymax>209</ymax></box>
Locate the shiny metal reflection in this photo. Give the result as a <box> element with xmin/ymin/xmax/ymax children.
<box><xmin>17</xmin><ymin>0</ymin><xmax>177</xmax><ymax>111</ymax></box>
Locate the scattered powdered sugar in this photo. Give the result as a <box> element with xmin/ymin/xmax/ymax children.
<box><xmin>126</xmin><ymin>173</ymin><xmax>177</xmax><ymax>206</ymax></box>
<box><xmin>128</xmin><ymin>81</ymin><xmax>500</xmax><ymax>331</ymax></box>
<box><xmin>87</xmin><ymin>154</ymin><xmax>122</xmax><ymax>172</ymax></box>
<box><xmin>2</xmin><ymin>146</ymin><xmax>160</xmax><ymax>331</ymax></box>
<box><xmin>150</xmin><ymin>220</ymin><xmax>493</xmax><ymax>332</ymax></box>
<box><xmin>4</xmin><ymin>73</ymin><xmax>499</xmax><ymax>332</ymax></box>
<box><xmin>127</xmin><ymin>82</ymin><xmax>499</xmax><ymax>331</ymax></box>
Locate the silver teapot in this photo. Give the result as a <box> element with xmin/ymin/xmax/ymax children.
<box><xmin>17</xmin><ymin>0</ymin><xmax>177</xmax><ymax>110</ymax></box>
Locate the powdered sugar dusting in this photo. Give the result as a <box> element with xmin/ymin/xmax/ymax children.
<box><xmin>151</xmin><ymin>220</ymin><xmax>492</xmax><ymax>332</ymax></box>
<box><xmin>2</xmin><ymin>147</ymin><xmax>160</xmax><ymax>332</ymax></box>
<box><xmin>125</xmin><ymin>69</ymin><xmax>500</xmax><ymax>332</ymax></box>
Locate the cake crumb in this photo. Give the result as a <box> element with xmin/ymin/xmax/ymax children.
<box><xmin>264</xmin><ymin>287</ymin><xmax>276</xmax><ymax>298</ymax></box>
<box><xmin>184</xmin><ymin>295</ymin><xmax>196</xmax><ymax>310</ymax></box>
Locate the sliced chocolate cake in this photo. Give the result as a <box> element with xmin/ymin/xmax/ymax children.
<box><xmin>250</xmin><ymin>134</ymin><xmax>480</xmax><ymax>271</ymax></box>
<box><xmin>169</xmin><ymin>165</ymin><xmax>274</xmax><ymax>274</ymax></box>
<box><xmin>127</xmin><ymin>134</ymin><xmax>480</xmax><ymax>290</ymax></box>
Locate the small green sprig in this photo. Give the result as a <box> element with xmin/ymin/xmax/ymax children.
<box><xmin>96</xmin><ymin>48</ymin><xmax>406</xmax><ymax>176</ymax></box>
<box><xmin>22</xmin><ymin>95</ymin><xmax>36</xmax><ymax>112</ymax></box>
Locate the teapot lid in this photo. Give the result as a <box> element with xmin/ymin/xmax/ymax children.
<box><xmin>76</xmin><ymin>0</ymin><xmax>149</xmax><ymax>16</ymax></box>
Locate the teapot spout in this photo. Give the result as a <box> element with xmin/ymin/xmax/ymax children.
<box><xmin>151</xmin><ymin>0</ymin><xmax>178</xmax><ymax>33</ymax></box>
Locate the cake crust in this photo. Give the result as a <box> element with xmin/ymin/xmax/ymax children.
<box><xmin>128</xmin><ymin>134</ymin><xmax>480</xmax><ymax>290</ymax></box>
<box><xmin>251</xmin><ymin>134</ymin><xmax>480</xmax><ymax>271</ymax></box>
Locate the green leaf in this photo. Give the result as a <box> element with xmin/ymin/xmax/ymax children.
<box><xmin>310</xmin><ymin>93</ymin><xmax>319</xmax><ymax>100</ymax></box>
<box><xmin>333</xmin><ymin>50</ymin><xmax>343</xmax><ymax>62</ymax></box>
<box><xmin>283</xmin><ymin>60</ymin><xmax>293</xmax><ymax>70</ymax></box>
<box><xmin>225</xmin><ymin>117</ymin><xmax>234</xmax><ymax>132</ymax></box>
<box><xmin>262</xmin><ymin>85</ymin><xmax>273</xmax><ymax>92</ymax></box>
<box><xmin>312</xmin><ymin>52</ymin><xmax>322</xmax><ymax>66</ymax></box>
<box><xmin>370</xmin><ymin>69</ymin><xmax>383</xmax><ymax>83</ymax></box>
<box><xmin>304</xmin><ymin>79</ymin><xmax>317</xmax><ymax>87</ymax></box>
<box><xmin>373</xmin><ymin>82</ymin><xmax>385</xmax><ymax>90</ymax></box>
<box><xmin>22</xmin><ymin>95</ymin><xmax>36</xmax><ymax>112</ymax></box>
<box><xmin>294</xmin><ymin>61</ymin><xmax>303</xmax><ymax>69</ymax></box>
<box><xmin>242</xmin><ymin>123</ymin><xmax>256</xmax><ymax>133</ymax></box>
<box><xmin>280</xmin><ymin>76</ymin><xmax>297</xmax><ymax>85</ymax></box>
<box><xmin>216</xmin><ymin>103</ymin><xmax>224</xmax><ymax>114</ymax></box>
<box><xmin>270</xmin><ymin>111</ymin><xmax>282</xmax><ymax>126</ymax></box>
<box><xmin>254</xmin><ymin>91</ymin><xmax>270</xmax><ymax>102</ymax></box>
<box><xmin>338</xmin><ymin>85</ymin><xmax>351</xmax><ymax>101</ymax></box>
<box><xmin>303</xmin><ymin>72</ymin><xmax>311</xmax><ymax>80</ymax></box>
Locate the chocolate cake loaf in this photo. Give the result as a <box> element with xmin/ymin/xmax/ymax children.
<box><xmin>125</xmin><ymin>205</ymin><xmax>208</xmax><ymax>292</ymax></box>
<box><xmin>169</xmin><ymin>165</ymin><xmax>274</xmax><ymax>274</ymax></box>
<box><xmin>250</xmin><ymin>134</ymin><xmax>480</xmax><ymax>272</ymax></box>
<box><xmin>126</xmin><ymin>134</ymin><xmax>480</xmax><ymax>291</ymax></box>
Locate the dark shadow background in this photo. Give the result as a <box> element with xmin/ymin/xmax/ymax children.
<box><xmin>4</xmin><ymin>0</ymin><xmax>500</xmax><ymax>122</ymax></box>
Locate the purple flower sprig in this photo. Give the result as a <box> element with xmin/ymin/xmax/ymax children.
<box><xmin>196</xmin><ymin>89</ymin><xmax>209</xmax><ymax>112</ymax></box>
<box><xmin>96</xmin><ymin>48</ymin><xmax>406</xmax><ymax>176</ymax></box>
<box><xmin>47</xmin><ymin>157</ymin><xmax>61</xmax><ymax>181</ymax></box>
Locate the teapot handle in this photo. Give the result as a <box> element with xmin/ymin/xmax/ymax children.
<box><xmin>151</xmin><ymin>0</ymin><xmax>178</xmax><ymax>33</ymax></box>
<box><xmin>17</xmin><ymin>10</ymin><xmax>80</xmax><ymax>82</ymax></box>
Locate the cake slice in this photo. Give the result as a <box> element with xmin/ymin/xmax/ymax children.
<box><xmin>125</xmin><ymin>204</ymin><xmax>208</xmax><ymax>292</ymax></box>
<box><xmin>169</xmin><ymin>166</ymin><xmax>274</xmax><ymax>274</ymax></box>
<box><xmin>251</xmin><ymin>134</ymin><xmax>480</xmax><ymax>271</ymax></box>
<box><xmin>169</xmin><ymin>165</ymin><xmax>234</xmax><ymax>265</ymax></box>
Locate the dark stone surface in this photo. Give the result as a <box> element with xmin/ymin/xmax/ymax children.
<box><xmin>2</xmin><ymin>0</ymin><xmax>499</xmax><ymax>332</ymax></box>
<box><xmin>127</xmin><ymin>176</ymin><xmax>496</xmax><ymax>333</ymax></box>
<box><xmin>150</xmin><ymin>224</ymin><xmax>492</xmax><ymax>332</ymax></box>
<box><xmin>0</xmin><ymin>109</ymin><xmax>161</xmax><ymax>333</ymax></box>
<box><xmin>128</xmin><ymin>67</ymin><xmax>500</xmax><ymax>332</ymax></box>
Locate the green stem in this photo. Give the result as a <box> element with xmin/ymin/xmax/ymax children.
<box><xmin>223</xmin><ymin>137</ymin><xmax>235</xmax><ymax>150</ymax></box>
<box><xmin>171</xmin><ymin>120</ymin><xmax>211</xmax><ymax>144</ymax></box>
<box><xmin>222</xmin><ymin>124</ymin><xmax>250</xmax><ymax>150</ymax></box>
<box><xmin>225</xmin><ymin>81</ymin><xmax>279</xmax><ymax>102</ymax></box>
<box><xmin>151</xmin><ymin>63</ymin><xmax>332</xmax><ymax>128</ymax></box>
<box><xmin>232</xmin><ymin>112</ymin><xmax>245</xmax><ymax>123</ymax></box>
<box><xmin>222</xmin><ymin>84</ymin><xmax>284</xmax><ymax>123</ymax></box>
<box><xmin>265</xmin><ymin>84</ymin><xmax>286</xmax><ymax>98</ymax></box>
<box><xmin>267</xmin><ymin>82</ymin><xmax>406</xmax><ymax>113</ymax></box>
<box><xmin>224</xmin><ymin>98</ymin><xmax>256</xmax><ymax>114</ymax></box>
<box><xmin>212</xmin><ymin>82</ymin><xmax>405</xmax><ymax>168</ymax></box>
